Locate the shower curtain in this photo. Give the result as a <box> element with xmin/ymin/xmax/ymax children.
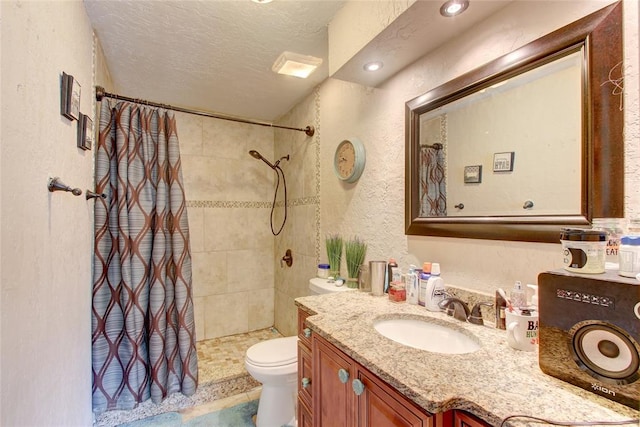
<box><xmin>420</xmin><ymin>146</ymin><xmax>447</xmax><ymax>217</ymax></box>
<box><xmin>91</xmin><ymin>101</ymin><xmax>198</xmax><ymax>413</ymax></box>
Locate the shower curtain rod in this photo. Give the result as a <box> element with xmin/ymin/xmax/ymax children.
<box><xmin>95</xmin><ymin>86</ymin><xmax>315</xmax><ymax>137</ymax></box>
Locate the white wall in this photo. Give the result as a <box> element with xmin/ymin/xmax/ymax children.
<box><xmin>1</xmin><ymin>1</ymin><xmax>95</xmax><ymax>425</ymax></box>
<box><xmin>317</xmin><ymin>0</ymin><xmax>639</xmax><ymax>295</ymax></box>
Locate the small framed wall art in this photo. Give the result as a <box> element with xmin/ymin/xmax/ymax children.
<box><xmin>493</xmin><ymin>151</ymin><xmax>515</xmax><ymax>172</ymax></box>
<box><xmin>463</xmin><ymin>165</ymin><xmax>482</xmax><ymax>183</ymax></box>
<box><xmin>61</xmin><ymin>72</ymin><xmax>81</xmax><ymax>121</ymax></box>
<box><xmin>77</xmin><ymin>113</ymin><xmax>93</xmax><ymax>150</ymax></box>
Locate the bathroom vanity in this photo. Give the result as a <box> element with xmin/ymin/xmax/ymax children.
<box><xmin>295</xmin><ymin>292</ymin><xmax>638</xmax><ymax>426</ymax></box>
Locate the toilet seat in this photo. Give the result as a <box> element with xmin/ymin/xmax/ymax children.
<box><xmin>246</xmin><ymin>336</ymin><xmax>298</xmax><ymax>367</ymax></box>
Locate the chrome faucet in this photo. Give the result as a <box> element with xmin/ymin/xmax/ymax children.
<box><xmin>438</xmin><ymin>298</ymin><xmax>493</xmax><ymax>325</ymax></box>
<box><xmin>468</xmin><ymin>302</ymin><xmax>493</xmax><ymax>325</ymax></box>
<box><xmin>438</xmin><ymin>297</ymin><xmax>470</xmax><ymax>322</ymax></box>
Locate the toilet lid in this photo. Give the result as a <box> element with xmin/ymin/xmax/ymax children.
<box><xmin>246</xmin><ymin>336</ymin><xmax>298</xmax><ymax>367</ymax></box>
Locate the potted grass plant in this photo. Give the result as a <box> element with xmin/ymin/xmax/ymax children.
<box><xmin>345</xmin><ymin>236</ymin><xmax>367</xmax><ymax>288</ymax></box>
<box><xmin>325</xmin><ymin>234</ymin><xmax>343</xmax><ymax>278</ymax></box>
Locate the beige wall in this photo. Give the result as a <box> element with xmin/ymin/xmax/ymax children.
<box><xmin>178</xmin><ymin>114</ymin><xmax>276</xmax><ymax>341</ymax></box>
<box><xmin>1</xmin><ymin>1</ymin><xmax>95</xmax><ymax>425</ymax></box>
<box><xmin>273</xmin><ymin>0</ymin><xmax>639</xmax><ymax>331</ymax></box>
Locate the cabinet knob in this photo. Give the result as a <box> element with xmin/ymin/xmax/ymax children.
<box><xmin>301</xmin><ymin>377</ymin><xmax>311</xmax><ymax>389</ymax></box>
<box><xmin>303</xmin><ymin>327</ymin><xmax>311</xmax><ymax>338</ymax></box>
<box><xmin>338</xmin><ymin>368</ymin><xmax>350</xmax><ymax>384</ymax></box>
<box><xmin>352</xmin><ymin>379</ymin><xmax>365</xmax><ymax>396</ymax></box>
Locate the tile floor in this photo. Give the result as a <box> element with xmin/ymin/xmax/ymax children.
<box><xmin>95</xmin><ymin>327</ymin><xmax>283</xmax><ymax>427</ymax></box>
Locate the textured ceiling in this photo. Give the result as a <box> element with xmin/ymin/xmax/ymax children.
<box><xmin>84</xmin><ymin>1</ymin><xmax>512</xmax><ymax>123</ymax></box>
<box><xmin>84</xmin><ymin>0</ymin><xmax>346</xmax><ymax>122</ymax></box>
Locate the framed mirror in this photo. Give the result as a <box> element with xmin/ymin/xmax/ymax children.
<box><xmin>405</xmin><ymin>2</ymin><xmax>623</xmax><ymax>243</ymax></box>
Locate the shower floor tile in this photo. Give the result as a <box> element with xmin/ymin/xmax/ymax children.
<box><xmin>197</xmin><ymin>327</ymin><xmax>283</xmax><ymax>384</ymax></box>
<box><xmin>96</xmin><ymin>327</ymin><xmax>283</xmax><ymax>427</ymax></box>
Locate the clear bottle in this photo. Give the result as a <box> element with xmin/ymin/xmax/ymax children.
<box><xmin>592</xmin><ymin>218</ymin><xmax>627</xmax><ymax>268</ymax></box>
<box><xmin>510</xmin><ymin>281</ymin><xmax>526</xmax><ymax>308</ymax></box>
<box><xmin>618</xmin><ymin>236</ymin><xmax>640</xmax><ymax>278</ymax></box>
<box><xmin>405</xmin><ymin>266</ymin><xmax>419</xmax><ymax>305</ymax></box>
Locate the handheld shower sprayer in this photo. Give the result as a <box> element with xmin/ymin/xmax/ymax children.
<box><xmin>248</xmin><ymin>150</ymin><xmax>290</xmax><ymax>235</ymax></box>
<box><xmin>248</xmin><ymin>150</ymin><xmax>289</xmax><ymax>169</ymax></box>
<box><xmin>249</xmin><ymin>150</ymin><xmax>275</xmax><ymax>169</ymax></box>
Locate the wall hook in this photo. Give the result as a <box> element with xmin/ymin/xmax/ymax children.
<box><xmin>48</xmin><ymin>177</ymin><xmax>82</xmax><ymax>196</ymax></box>
<box><xmin>523</xmin><ymin>200</ymin><xmax>534</xmax><ymax>209</ymax></box>
<box><xmin>86</xmin><ymin>190</ymin><xmax>107</xmax><ymax>200</ymax></box>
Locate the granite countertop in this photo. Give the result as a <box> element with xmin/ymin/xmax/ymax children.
<box><xmin>295</xmin><ymin>292</ymin><xmax>639</xmax><ymax>427</ymax></box>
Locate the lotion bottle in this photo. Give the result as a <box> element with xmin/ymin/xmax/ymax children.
<box><xmin>418</xmin><ymin>262</ymin><xmax>431</xmax><ymax>307</ymax></box>
<box><xmin>425</xmin><ymin>263</ymin><xmax>445</xmax><ymax>311</ymax></box>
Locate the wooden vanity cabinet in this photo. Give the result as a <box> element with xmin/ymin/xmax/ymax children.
<box><xmin>312</xmin><ymin>332</ymin><xmax>432</xmax><ymax>427</ymax></box>
<box><xmin>356</xmin><ymin>365</ymin><xmax>434</xmax><ymax>426</ymax></box>
<box><xmin>297</xmin><ymin>308</ymin><xmax>488</xmax><ymax>427</ymax></box>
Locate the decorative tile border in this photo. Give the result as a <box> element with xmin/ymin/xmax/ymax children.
<box><xmin>314</xmin><ymin>86</ymin><xmax>322</xmax><ymax>264</ymax></box>
<box><xmin>186</xmin><ymin>197</ymin><xmax>319</xmax><ymax>209</ymax></box>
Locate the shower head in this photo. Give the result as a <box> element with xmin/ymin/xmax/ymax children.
<box><xmin>249</xmin><ymin>150</ymin><xmax>275</xmax><ymax>169</ymax></box>
<box><xmin>249</xmin><ymin>150</ymin><xmax>290</xmax><ymax>169</ymax></box>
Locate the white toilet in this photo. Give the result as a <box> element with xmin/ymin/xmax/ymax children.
<box><xmin>245</xmin><ymin>335</ymin><xmax>298</xmax><ymax>427</ymax></box>
<box><xmin>244</xmin><ymin>278</ymin><xmax>355</xmax><ymax>427</ymax></box>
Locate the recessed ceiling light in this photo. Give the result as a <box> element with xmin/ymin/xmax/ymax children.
<box><xmin>252</xmin><ymin>0</ymin><xmax>273</xmax><ymax>4</ymax></box>
<box><xmin>272</xmin><ymin>51</ymin><xmax>323</xmax><ymax>79</ymax></box>
<box><xmin>363</xmin><ymin>61</ymin><xmax>384</xmax><ymax>72</ymax></box>
<box><xmin>440</xmin><ymin>0</ymin><xmax>469</xmax><ymax>17</ymax></box>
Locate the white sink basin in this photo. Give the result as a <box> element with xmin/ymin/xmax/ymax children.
<box><xmin>373</xmin><ymin>318</ymin><xmax>481</xmax><ymax>354</ymax></box>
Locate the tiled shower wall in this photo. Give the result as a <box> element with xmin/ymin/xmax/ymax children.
<box><xmin>273</xmin><ymin>89</ymin><xmax>321</xmax><ymax>337</ymax></box>
<box><xmin>177</xmin><ymin>112</ymin><xmax>277</xmax><ymax>341</ymax></box>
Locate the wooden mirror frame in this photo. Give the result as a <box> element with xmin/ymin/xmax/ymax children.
<box><xmin>405</xmin><ymin>2</ymin><xmax>623</xmax><ymax>243</ymax></box>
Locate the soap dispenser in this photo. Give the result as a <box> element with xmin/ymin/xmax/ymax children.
<box><xmin>510</xmin><ymin>281</ymin><xmax>526</xmax><ymax>308</ymax></box>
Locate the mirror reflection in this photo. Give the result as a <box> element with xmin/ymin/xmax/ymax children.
<box><xmin>418</xmin><ymin>50</ymin><xmax>583</xmax><ymax>218</ymax></box>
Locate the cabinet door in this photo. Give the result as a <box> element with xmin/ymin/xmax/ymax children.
<box><xmin>298</xmin><ymin>341</ymin><xmax>313</xmax><ymax>408</ymax></box>
<box><xmin>356</xmin><ymin>367</ymin><xmax>433</xmax><ymax>427</ymax></box>
<box><xmin>453</xmin><ymin>410</ymin><xmax>490</xmax><ymax>427</ymax></box>
<box><xmin>313</xmin><ymin>335</ymin><xmax>355</xmax><ymax>427</ymax></box>
<box><xmin>299</xmin><ymin>397</ymin><xmax>313</xmax><ymax>427</ymax></box>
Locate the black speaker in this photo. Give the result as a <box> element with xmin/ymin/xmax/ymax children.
<box><xmin>538</xmin><ymin>270</ymin><xmax>640</xmax><ymax>409</ymax></box>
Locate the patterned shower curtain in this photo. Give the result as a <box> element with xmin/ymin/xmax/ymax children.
<box><xmin>91</xmin><ymin>101</ymin><xmax>198</xmax><ymax>413</ymax></box>
<box><xmin>420</xmin><ymin>146</ymin><xmax>447</xmax><ymax>217</ymax></box>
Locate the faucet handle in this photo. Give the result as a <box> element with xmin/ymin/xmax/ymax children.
<box><xmin>468</xmin><ymin>302</ymin><xmax>493</xmax><ymax>325</ymax></box>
